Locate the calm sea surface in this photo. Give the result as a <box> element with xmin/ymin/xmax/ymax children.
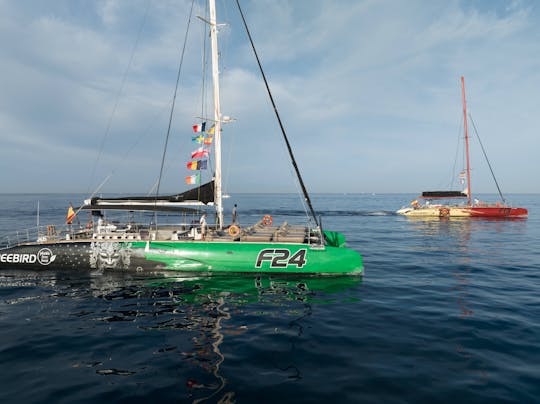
<box><xmin>0</xmin><ymin>193</ymin><xmax>538</xmax><ymax>403</ymax></box>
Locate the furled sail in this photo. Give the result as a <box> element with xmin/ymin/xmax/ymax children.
<box><xmin>421</xmin><ymin>191</ymin><xmax>467</xmax><ymax>198</ymax></box>
<box><xmin>81</xmin><ymin>181</ymin><xmax>214</xmax><ymax>212</ymax></box>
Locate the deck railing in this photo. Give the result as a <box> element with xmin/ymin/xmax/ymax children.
<box><xmin>0</xmin><ymin>224</ymin><xmax>74</xmax><ymax>250</ymax></box>
<box><xmin>0</xmin><ymin>220</ymin><xmax>322</xmax><ymax>250</ymax></box>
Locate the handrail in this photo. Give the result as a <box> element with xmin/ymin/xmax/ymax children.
<box><xmin>0</xmin><ymin>224</ymin><xmax>78</xmax><ymax>250</ymax></box>
<box><xmin>0</xmin><ymin>219</ymin><xmax>324</xmax><ymax>250</ymax></box>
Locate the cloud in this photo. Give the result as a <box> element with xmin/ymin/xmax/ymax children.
<box><xmin>0</xmin><ymin>0</ymin><xmax>538</xmax><ymax>195</ymax></box>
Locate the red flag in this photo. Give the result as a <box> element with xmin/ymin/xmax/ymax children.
<box><xmin>192</xmin><ymin>122</ymin><xmax>206</xmax><ymax>133</ymax></box>
<box><xmin>191</xmin><ymin>147</ymin><xmax>209</xmax><ymax>159</ymax></box>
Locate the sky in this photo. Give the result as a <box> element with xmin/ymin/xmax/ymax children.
<box><xmin>0</xmin><ymin>0</ymin><xmax>539</xmax><ymax>196</ymax></box>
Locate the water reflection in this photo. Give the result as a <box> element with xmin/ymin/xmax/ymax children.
<box><xmin>102</xmin><ymin>274</ymin><xmax>360</xmax><ymax>403</ymax></box>
<box><xmin>149</xmin><ymin>275</ymin><xmax>360</xmax><ymax>402</ymax></box>
<box><xmin>402</xmin><ymin>216</ymin><xmax>528</xmax><ymax>256</ymax></box>
<box><xmin>1</xmin><ymin>270</ymin><xmax>360</xmax><ymax>403</ymax></box>
<box><xmin>403</xmin><ymin>216</ymin><xmax>527</xmax><ymax>237</ymax></box>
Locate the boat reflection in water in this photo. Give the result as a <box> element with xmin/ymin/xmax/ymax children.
<box><xmin>402</xmin><ymin>214</ymin><xmax>528</xmax><ymax>319</ymax></box>
<box><xmin>87</xmin><ymin>273</ymin><xmax>362</xmax><ymax>403</ymax></box>
<box><xmin>1</xmin><ymin>269</ymin><xmax>360</xmax><ymax>402</ymax></box>
<box><xmin>402</xmin><ymin>215</ymin><xmax>527</xmax><ymax>242</ymax></box>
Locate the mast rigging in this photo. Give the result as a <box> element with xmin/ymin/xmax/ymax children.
<box><xmin>461</xmin><ymin>76</ymin><xmax>472</xmax><ymax>206</ymax></box>
<box><xmin>234</xmin><ymin>0</ymin><xmax>320</xmax><ymax>228</ymax></box>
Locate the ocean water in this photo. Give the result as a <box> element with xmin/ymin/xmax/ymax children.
<box><xmin>0</xmin><ymin>193</ymin><xmax>538</xmax><ymax>403</ymax></box>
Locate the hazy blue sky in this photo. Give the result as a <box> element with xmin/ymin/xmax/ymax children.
<box><xmin>0</xmin><ymin>0</ymin><xmax>538</xmax><ymax>196</ymax></box>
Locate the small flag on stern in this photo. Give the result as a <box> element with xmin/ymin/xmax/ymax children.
<box><xmin>186</xmin><ymin>173</ymin><xmax>200</xmax><ymax>185</ymax></box>
<box><xmin>191</xmin><ymin>147</ymin><xmax>209</xmax><ymax>159</ymax></box>
<box><xmin>66</xmin><ymin>204</ymin><xmax>76</xmax><ymax>224</ymax></box>
<box><xmin>192</xmin><ymin>122</ymin><xmax>206</xmax><ymax>133</ymax></box>
<box><xmin>186</xmin><ymin>160</ymin><xmax>208</xmax><ymax>170</ymax></box>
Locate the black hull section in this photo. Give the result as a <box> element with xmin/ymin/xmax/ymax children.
<box><xmin>0</xmin><ymin>242</ymin><xmax>163</xmax><ymax>272</ymax></box>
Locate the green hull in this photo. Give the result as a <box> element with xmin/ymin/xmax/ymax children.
<box><xmin>138</xmin><ymin>240</ymin><xmax>363</xmax><ymax>275</ymax></box>
<box><xmin>0</xmin><ymin>233</ymin><xmax>363</xmax><ymax>276</ymax></box>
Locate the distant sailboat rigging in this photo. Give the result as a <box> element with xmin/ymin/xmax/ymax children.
<box><xmin>397</xmin><ymin>76</ymin><xmax>527</xmax><ymax>218</ymax></box>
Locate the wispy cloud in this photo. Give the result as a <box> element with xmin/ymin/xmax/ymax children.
<box><xmin>0</xmin><ymin>0</ymin><xmax>538</xmax><ymax>194</ymax></box>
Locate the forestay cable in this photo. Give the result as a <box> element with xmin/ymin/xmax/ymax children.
<box><xmin>235</xmin><ymin>0</ymin><xmax>319</xmax><ymax>228</ymax></box>
<box><xmin>468</xmin><ymin>114</ymin><xmax>506</xmax><ymax>203</ymax></box>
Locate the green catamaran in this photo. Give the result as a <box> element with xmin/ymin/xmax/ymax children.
<box><xmin>0</xmin><ymin>0</ymin><xmax>363</xmax><ymax>276</ymax></box>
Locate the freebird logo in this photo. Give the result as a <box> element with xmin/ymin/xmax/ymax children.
<box><xmin>36</xmin><ymin>248</ymin><xmax>56</xmax><ymax>265</ymax></box>
<box><xmin>0</xmin><ymin>248</ymin><xmax>56</xmax><ymax>266</ymax></box>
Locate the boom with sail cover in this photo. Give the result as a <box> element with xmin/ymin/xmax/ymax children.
<box><xmin>421</xmin><ymin>191</ymin><xmax>467</xmax><ymax>198</ymax></box>
<box><xmin>82</xmin><ymin>181</ymin><xmax>214</xmax><ymax>211</ymax></box>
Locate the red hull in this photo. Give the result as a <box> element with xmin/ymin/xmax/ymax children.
<box><xmin>466</xmin><ymin>207</ymin><xmax>528</xmax><ymax>218</ymax></box>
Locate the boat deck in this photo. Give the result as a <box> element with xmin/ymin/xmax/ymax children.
<box><xmin>91</xmin><ymin>220</ymin><xmax>315</xmax><ymax>244</ymax></box>
<box><xmin>1</xmin><ymin>219</ymin><xmax>320</xmax><ymax>249</ymax></box>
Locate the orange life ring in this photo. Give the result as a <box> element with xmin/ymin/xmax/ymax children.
<box><xmin>228</xmin><ymin>225</ymin><xmax>240</xmax><ymax>237</ymax></box>
<box><xmin>439</xmin><ymin>207</ymin><xmax>450</xmax><ymax>217</ymax></box>
<box><xmin>262</xmin><ymin>215</ymin><xmax>273</xmax><ymax>226</ymax></box>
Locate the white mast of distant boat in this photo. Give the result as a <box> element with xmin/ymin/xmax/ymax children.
<box><xmin>209</xmin><ymin>0</ymin><xmax>224</xmax><ymax>230</ymax></box>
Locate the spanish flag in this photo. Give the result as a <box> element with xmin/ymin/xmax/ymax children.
<box><xmin>66</xmin><ymin>204</ymin><xmax>76</xmax><ymax>224</ymax></box>
<box><xmin>203</xmin><ymin>136</ymin><xmax>213</xmax><ymax>145</ymax></box>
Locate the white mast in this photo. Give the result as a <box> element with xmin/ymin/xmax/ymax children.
<box><xmin>209</xmin><ymin>0</ymin><xmax>223</xmax><ymax>229</ymax></box>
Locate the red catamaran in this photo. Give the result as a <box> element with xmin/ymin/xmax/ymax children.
<box><xmin>397</xmin><ymin>77</ymin><xmax>528</xmax><ymax>218</ymax></box>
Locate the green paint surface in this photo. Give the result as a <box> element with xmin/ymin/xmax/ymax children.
<box><xmin>129</xmin><ymin>237</ymin><xmax>363</xmax><ymax>275</ymax></box>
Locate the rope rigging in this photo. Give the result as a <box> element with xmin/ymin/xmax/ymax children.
<box><xmin>468</xmin><ymin>114</ymin><xmax>506</xmax><ymax>203</ymax></box>
<box><xmin>448</xmin><ymin>114</ymin><xmax>463</xmax><ymax>190</ymax></box>
<box><xmin>235</xmin><ymin>0</ymin><xmax>320</xmax><ymax>228</ymax></box>
<box><xmin>89</xmin><ymin>0</ymin><xmax>151</xmax><ymax>193</ymax></box>
<box><xmin>153</xmin><ymin>0</ymin><xmax>197</xmax><ymax>228</ymax></box>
